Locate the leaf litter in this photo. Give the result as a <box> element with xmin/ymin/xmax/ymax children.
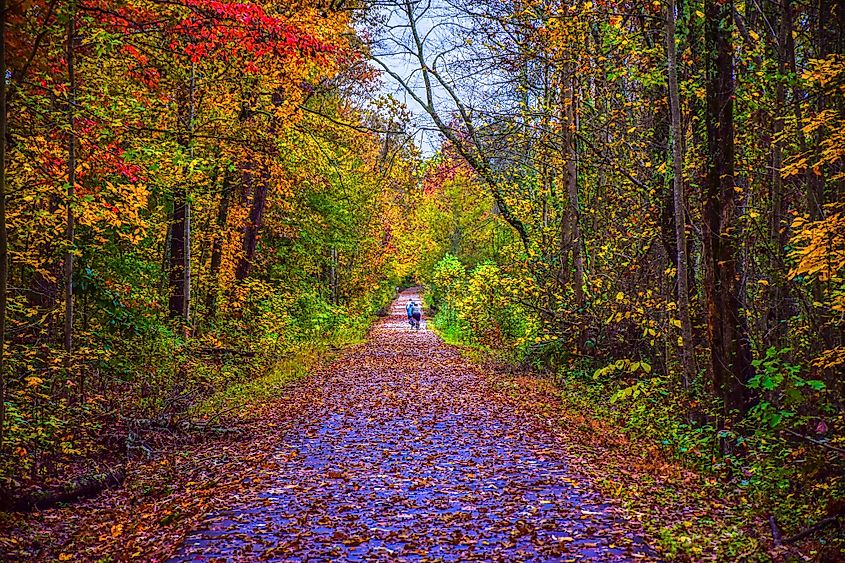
<box><xmin>168</xmin><ymin>290</ymin><xmax>656</xmax><ymax>561</ymax></box>
<box><xmin>3</xmin><ymin>289</ymin><xmax>760</xmax><ymax>561</ymax></box>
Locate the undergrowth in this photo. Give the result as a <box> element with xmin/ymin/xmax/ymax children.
<box><xmin>427</xmin><ymin>284</ymin><xmax>844</xmax><ymax>560</ymax></box>
<box><xmin>194</xmin><ymin>325</ymin><xmax>368</xmax><ymax>417</ymax></box>
<box><xmin>1</xmin><ymin>280</ymin><xmax>395</xmax><ymax>494</ymax></box>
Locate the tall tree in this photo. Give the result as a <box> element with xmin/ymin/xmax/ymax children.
<box><xmin>371</xmin><ymin>0</ymin><xmax>531</xmax><ymax>251</ymax></box>
<box><xmin>64</xmin><ymin>1</ymin><xmax>76</xmax><ymax>366</ymax></box>
<box><xmin>0</xmin><ymin>0</ymin><xmax>7</xmax><ymax>451</ymax></box>
<box><xmin>702</xmin><ymin>0</ymin><xmax>753</xmax><ymax>419</ymax></box>
<box><xmin>558</xmin><ymin>67</ymin><xmax>585</xmax><ymax>310</ymax></box>
<box><xmin>235</xmin><ymin>162</ymin><xmax>269</xmax><ymax>281</ymax></box>
<box><xmin>665</xmin><ymin>0</ymin><xmax>694</xmax><ymax>385</ymax></box>
<box><xmin>168</xmin><ymin>72</ymin><xmax>194</xmax><ymax>322</ymax></box>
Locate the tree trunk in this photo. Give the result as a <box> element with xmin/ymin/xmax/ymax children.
<box><xmin>206</xmin><ymin>170</ymin><xmax>232</xmax><ymax>313</ymax></box>
<box><xmin>765</xmin><ymin>0</ymin><xmax>792</xmax><ymax>346</ymax></box>
<box><xmin>64</xmin><ymin>2</ymin><xmax>75</xmax><ymax>371</ymax></box>
<box><xmin>703</xmin><ymin>0</ymin><xmax>754</xmax><ymax>420</ymax></box>
<box><xmin>666</xmin><ymin>0</ymin><xmax>695</xmax><ymax>386</ymax></box>
<box><xmin>809</xmin><ymin>0</ymin><xmax>841</xmax><ymax>212</ymax></box>
<box><xmin>168</xmin><ymin>73</ymin><xmax>194</xmax><ymax>322</ymax></box>
<box><xmin>168</xmin><ymin>186</ymin><xmax>189</xmax><ymax>319</ymax></box>
<box><xmin>559</xmin><ymin>68</ymin><xmax>585</xmax><ymax>310</ymax></box>
<box><xmin>235</xmin><ymin>165</ymin><xmax>269</xmax><ymax>281</ymax></box>
<box><xmin>330</xmin><ymin>247</ymin><xmax>338</xmax><ymax>305</ymax></box>
<box><xmin>0</xmin><ymin>0</ymin><xmax>8</xmax><ymax>451</ymax></box>
<box><xmin>782</xmin><ymin>0</ymin><xmax>822</xmax><ymax>221</ymax></box>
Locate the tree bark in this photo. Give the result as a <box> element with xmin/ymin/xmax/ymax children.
<box><xmin>666</xmin><ymin>0</ymin><xmax>695</xmax><ymax>386</ymax></box>
<box><xmin>206</xmin><ymin>169</ymin><xmax>232</xmax><ymax>313</ymax></box>
<box><xmin>0</xmin><ymin>0</ymin><xmax>8</xmax><ymax>451</ymax></box>
<box><xmin>765</xmin><ymin>0</ymin><xmax>792</xmax><ymax>346</ymax></box>
<box><xmin>168</xmin><ymin>185</ymin><xmax>189</xmax><ymax>319</ymax></box>
<box><xmin>702</xmin><ymin>0</ymin><xmax>754</xmax><ymax>420</ymax></box>
<box><xmin>559</xmin><ymin>68</ymin><xmax>585</xmax><ymax>309</ymax></box>
<box><xmin>235</xmin><ymin>164</ymin><xmax>269</xmax><ymax>281</ymax></box>
<box><xmin>64</xmin><ymin>2</ymin><xmax>76</xmax><ymax>370</ymax></box>
<box><xmin>168</xmin><ymin>72</ymin><xmax>194</xmax><ymax>322</ymax></box>
<box><xmin>330</xmin><ymin>247</ymin><xmax>338</xmax><ymax>305</ymax></box>
<box><xmin>782</xmin><ymin>0</ymin><xmax>822</xmax><ymax>221</ymax></box>
<box><xmin>0</xmin><ymin>467</ymin><xmax>125</xmax><ymax>512</ymax></box>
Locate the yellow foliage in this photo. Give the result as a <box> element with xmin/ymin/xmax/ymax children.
<box><xmin>788</xmin><ymin>206</ymin><xmax>845</xmax><ymax>284</ymax></box>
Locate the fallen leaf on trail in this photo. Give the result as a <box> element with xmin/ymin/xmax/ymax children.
<box><xmin>8</xmin><ymin>291</ymin><xmax>757</xmax><ymax>562</ymax></box>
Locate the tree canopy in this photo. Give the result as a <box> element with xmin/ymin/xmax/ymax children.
<box><xmin>0</xmin><ymin>0</ymin><xmax>842</xmax><ymax>557</ymax></box>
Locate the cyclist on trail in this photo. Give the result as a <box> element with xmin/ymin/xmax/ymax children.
<box><xmin>410</xmin><ymin>301</ymin><xmax>422</xmax><ymax>330</ymax></box>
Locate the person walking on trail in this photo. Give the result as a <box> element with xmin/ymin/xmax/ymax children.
<box><xmin>410</xmin><ymin>301</ymin><xmax>422</xmax><ymax>330</ymax></box>
<box><xmin>406</xmin><ymin>299</ymin><xmax>415</xmax><ymax>327</ymax></box>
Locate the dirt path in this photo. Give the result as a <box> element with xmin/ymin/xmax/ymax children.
<box><xmin>168</xmin><ymin>289</ymin><xmax>657</xmax><ymax>561</ymax></box>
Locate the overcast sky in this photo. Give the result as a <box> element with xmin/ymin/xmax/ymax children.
<box><xmin>365</xmin><ymin>0</ymin><xmax>462</xmax><ymax>156</ymax></box>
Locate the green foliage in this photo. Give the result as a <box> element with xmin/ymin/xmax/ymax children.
<box><xmin>398</xmin><ymin>157</ymin><xmax>515</xmax><ymax>284</ymax></box>
<box><xmin>428</xmin><ymin>255</ymin><xmax>536</xmax><ymax>353</ymax></box>
<box><xmin>747</xmin><ymin>347</ymin><xmax>825</xmax><ymax>429</ymax></box>
<box><xmin>430</xmin><ymin>253</ymin><xmax>466</xmax><ymax>306</ymax></box>
<box><xmin>554</xmin><ymin>355</ymin><xmax>844</xmax><ymax>553</ymax></box>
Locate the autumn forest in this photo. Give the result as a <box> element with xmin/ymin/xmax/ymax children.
<box><xmin>0</xmin><ymin>0</ymin><xmax>843</xmax><ymax>560</ymax></box>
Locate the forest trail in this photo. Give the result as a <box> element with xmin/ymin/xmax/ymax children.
<box><xmin>168</xmin><ymin>288</ymin><xmax>657</xmax><ymax>561</ymax></box>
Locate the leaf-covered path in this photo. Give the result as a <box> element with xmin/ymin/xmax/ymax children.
<box><xmin>169</xmin><ymin>289</ymin><xmax>657</xmax><ymax>561</ymax></box>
